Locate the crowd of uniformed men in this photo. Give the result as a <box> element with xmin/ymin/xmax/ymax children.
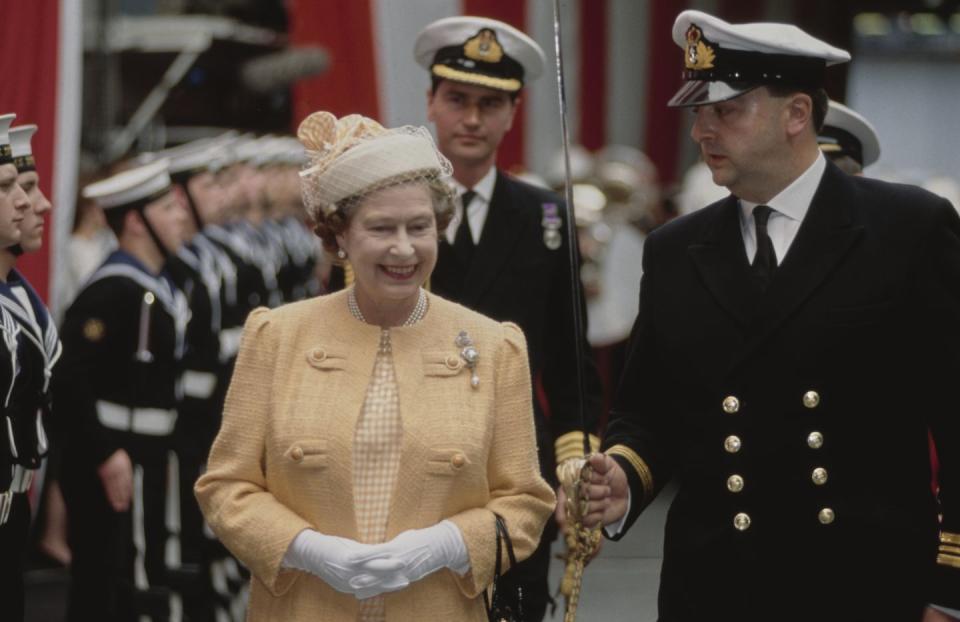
<box><xmin>0</xmin><ymin>121</ymin><xmax>322</xmax><ymax>620</ymax></box>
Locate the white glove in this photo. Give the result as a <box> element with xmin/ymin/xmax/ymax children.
<box><xmin>282</xmin><ymin>530</ymin><xmax>408</xmax><ymax>600</ymax></box>
<box><xmin>360</xmin><ymin>520</ymin><xmax>471</xmax><ymax>585</ymax></box>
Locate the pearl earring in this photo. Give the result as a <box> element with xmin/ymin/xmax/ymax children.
<box><xmin>337</xmin><ymin>249</ymin><xmax>347</xmax><ymax>260</ymax></box>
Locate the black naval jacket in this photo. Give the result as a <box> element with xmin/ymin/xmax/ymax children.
<box><xmin>0</xmin><ymin>270</ymin><xmax>61</xmax><ymax>470</ymax></box>
<box><xmin>603</xmin><ymin>161</ymin><xmax>960</xmax><ymax>620</ymax></box>
<box><xmin>55</xmin><ymin>251</ymin><xmax>188</xmax><ymax>467</ymax></box>
<box><xmin>431</xmin><ymin>171</ymin><xmax>601</xmax><ymax>485</ymax></box>
<box><xmin>168</xmin><ymin>243</ymin><xmax>224</xmax><ymax>448</ymax></box>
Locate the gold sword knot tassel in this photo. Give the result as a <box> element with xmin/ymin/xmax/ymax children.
<box><xmin>557</xmin><ymin>456</ymin><xmax>602</xmax><ymax>621</ymax></box>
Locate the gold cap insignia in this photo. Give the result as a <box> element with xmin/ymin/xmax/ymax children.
<box><xmin>464</xmin><ymin>28</ymin><xmax>504</xmax><ymax>63</ymax></box>
<box><xmin>83</xmin><ymin>318</ymin><xmax>105</xmax><ymax>342</ymax></box>
<box><xmin>684</xmin><ymin>25</ymin><xmax>716</xmax><ymax>71</ymax></box>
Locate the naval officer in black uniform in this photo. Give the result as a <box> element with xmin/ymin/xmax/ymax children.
<box><xmin>56</xmin><ymin>159</ymin><xmax>190</xmax><ymax>621</ymax></box>
<box><xmin>581</xmin><ymin>10</ymin><xmax>960</xmax><ymax>622</ymax></box>
<box><xmin>0</xmin><ymin>113</ymin><xmax>45</xmax><ymax>622</ymax></box>
<box><xmin>414</xmin><ymin>16</ymin><xmax>602</xmax><ymax>620</ymax></box>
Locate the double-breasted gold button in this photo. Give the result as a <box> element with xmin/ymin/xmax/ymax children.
<box><xmin>811</xmin><ymin>467</ymin><xmax>828</xmax><ymax>486</ymax></box>
<box><xmin>807</xmin><ymin>431</ymin><xmax>824</xmax><ymax>449</ymax></box>
<box><xmin>445</xmin><ymin>355</ymin><xmax>460</xmax><ymax>370</ymax></box>
<box><xmin>290</xmin><ymin>446</ymin><xmax>304</xmax><ymax>462</ymax></box>
<box><xmin>310</xmin><ymin>348</ymin><xmax>326</xmax><ymax>362</ymax></box>
<box><xmin>727</xmin><ymin>475</ymin><xmax>745</xmax><ymax>493</ymax></box>
<box><xmin>451</xmin><ymin>453</ymin><xmax>466</xmax><ymax>468</ymax></box>
<box><xmin>803</xmin><ymin>390</ymin><xmax>821</xmax><ymax>409</ymax></box>
<box><xmin>722</xmin><ymin>396</ymin><xmax>740</xmax><ymax>414</ymax></box>
<box><xmin>733</xmin><ymin>512</ymin><xmax>751</xmax><ymax>531</ymax></box>
<box><xmin>818</xmin><ymin>508</ymin><xmax>835</xmax><ymax>524</ymax></box>
<box><xmin>724</xmin><ymin>435</ymin><xmax>742</xmax><ymax>453</ymax></box>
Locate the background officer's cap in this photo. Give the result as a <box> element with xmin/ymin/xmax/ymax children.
<box><xmin>82</xmin><ymin>159</ymin><xmax>172</xmax><ymax>210</ymax></box>
<box><xmin>414</xmin><ymin>16</ymin><xmax>545</xmax><ymax>93</ymax></box>
<box><xmin>668</xmin><ymin>10</ymin><xmax>850</xmax><ymax>107</ymax></box>
<box><xmin>0</xmin><ymin>113</ymin><xmax>16</xmax><ymax>166</ymax></box>
<box><xmin>819</xmin><ymin>101</ymin><xmax>880</xmax><ymax>168</ymax></box>
<box><xmin>9</xmin><ymin>125</ymin><xmax>38</xmax><ymax>173</ymax></box>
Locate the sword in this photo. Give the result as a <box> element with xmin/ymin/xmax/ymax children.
<box><xmin>551</xmin><ymin>2</ymin><xmax>602</xmax><ymax>620</ymax></box>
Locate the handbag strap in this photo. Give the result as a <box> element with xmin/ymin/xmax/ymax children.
<box><xmin>485</xmin><ymin>513</ymin><xmax>524</xmax><ymax>620</ymax></box>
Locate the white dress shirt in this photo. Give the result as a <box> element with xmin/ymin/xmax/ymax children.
<box><xmin>738</xmin><ymin>152</ymin><xmax>827</xmax><ymax>265</ymax></box>
<box><xmin>444</xmin><ymin>166</ymin><xmax>497</xmax><ymax>245</ymax></box>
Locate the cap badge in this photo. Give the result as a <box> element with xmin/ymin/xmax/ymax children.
<box><xmin>684</xmin><ymin>25</ymin><xmax>716</xmax><ymax>71</ymax></box>
<box><xmin>542</xmin><ymin>203</ymin><xmax>563</xmax><ymax>251</ymax></box>
<box><xmin>464</xmin><ymin>28</ymin><xmax>504</xmax><ymax>63</ymax></box>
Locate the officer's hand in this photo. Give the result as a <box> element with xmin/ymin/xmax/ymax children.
<box><xmin>97</xmin><ymin>449</ymin><xmax>133</xmax><ymax>512</ymax></box>
<box><xmin>923</xmin><ymin>606</ymin><xmax>960</xmax><ymax>622</ymax></box>
<box><xmin>582</xmin><ymin>453</ymin><xmax>628</xmax><ymax>529</ymax></box>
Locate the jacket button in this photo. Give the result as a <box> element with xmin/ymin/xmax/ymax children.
<box><xmin>811</xmin><ymin>467</ymin><xmax>829</xmax><ymax>486</ymax></box>
<box><xmin>451</xmin><ymin>453</ymin><xmax>466</xmax><ymax>468</ymax></box>
<box><xmin>722</xmin><ymin>396</ymin><xmax>740</xmax><ymax>414</ymax></box>
<box><xmin>803</xmin><ymin>390</ymin><xmax>820</xmax><ymax>409</ymax></box>
<box><xmin>445</xmin><ymin>355</ymin><xmax>460</xmax><ymax>370</ymax></box>
<box><xmin>291</xmin><ymin>446</ymin><xmax>304</xmax><ymax>462</ymax></box>
<box><xmin>724</xmin><ymin>435</ymin><xmax>742</xmax><ymax>453</ymax></box>
<box><xmin>733</xmin><ymin>512</ymin><xmax>751</xmax><ymax>531</ymax></box>
<box><xmin>807</xmin><ymin>431</ymin><xmax>824</xmax><ymax>449</ymax></box>
<box><xmin>311</xmin><ymin>348</ymin><xmax>326</xmax><ymax>362</ymax></box>
<box><xmin>818</xmin><ymin>508</ymin><xmax>835</xmax><ymax>524</ymax></box>
<box><xmin>727</xmin><ymin>474</ymin><xmax>745</xmax><ymax>493</ymax></box>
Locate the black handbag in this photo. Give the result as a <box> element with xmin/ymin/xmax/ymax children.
<box><xmin>483</xmin><ymin>513</ymin><xmax>524</xmax><ymax>622</ymax></box>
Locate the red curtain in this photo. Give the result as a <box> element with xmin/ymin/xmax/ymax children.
<box><xmin>643</xmin><ymin>0</ymin><xmax>688</xmax><ymax>185</ymax></box>
<box><xmin>288</xmin><ymin>0</ymin><xmax>381</xmax><ymax>129</ymax></box>
<box><xmin>0</xmin><ymin>0</ymin><xmax>61</xmax><ymax>301</ymax></box>
<box><xmin>578</xmin><ymin>0</ymin><xmax>607</xmax><ymax>151</ymax></box>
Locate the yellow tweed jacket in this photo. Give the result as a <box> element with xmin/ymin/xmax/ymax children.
<box><xmin>195</xmin><ymin>290</ymin><xmax>555</xmax><ymax>621</ymax></box>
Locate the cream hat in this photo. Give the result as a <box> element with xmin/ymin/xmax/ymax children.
<box><xmin>297</xmin><ymin>111</ymin><xmax>451</xmax><ymax>219</ymax></box>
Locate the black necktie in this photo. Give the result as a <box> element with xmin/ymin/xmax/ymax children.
<box><xmin>751</xmin><ymin>205</ymin><xmax>777</xmax><ymax>287</ymax></box>
<box><xmin>453</xmin><ymin>190</ymin><xmax>476</xmax><ymax>266</ymax></box>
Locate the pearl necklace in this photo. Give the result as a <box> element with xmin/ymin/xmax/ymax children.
<box><xmin>348</xmin><ymin>287</ymin><xmax>427</xmax><ymax>326</ymax></box>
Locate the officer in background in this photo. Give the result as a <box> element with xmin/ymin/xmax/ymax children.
<box><xmin>818</xmin><ymin>100</ymin><xmax>881</xmax><ymax>175</ymax></box>
<box><xmin>582</xmin><ymin>10</ymin><xmax>960</xmax><ymax>621</ymax></box>
<box><xmin>55</xmin><ymin>159</ymin><xmax>190</xmax><ymax>621</ymax></box>
<box><xmin>414</xmin><ymin>16</ymin><xmax>602</xmax><ymax>619</ymax></box>
<box><xmin>0</xmin><ymin>113</ymin><xmax>42</xmax><ymax>622</ymax></box>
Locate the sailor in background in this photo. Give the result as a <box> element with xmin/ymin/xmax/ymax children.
<box><xmin>55</xmin><ymin>159</ymin><xmax>190</xmax><ymax>621</ymax></box>
<box><xmin>140</xmin><ymin>139</ymin><xmax>232</xmax><ymax>622</ymax></box>
<box><xmin>414</xmin><ymin>16</ymin><xmax>602</xmax><ymax>619</ymax></box>
<box><xmin>0</xmin><ymin>113</ymin><xmax>43</xmax><ymax>622</ymax></box>
<box><xmin>817</xmin><ymin>100</ymin><xmax>881</xmax><ymax>175</ymax></box>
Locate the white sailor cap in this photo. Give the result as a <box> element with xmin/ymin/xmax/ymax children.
<box><xmin>414</xmin><ymin>16</ymin><xmax>545</xmax><ymax>92</ymax></box>
<box><xmin>9</xmin><ymin>125</ymin><xmax>38</xmax><ymax>172</ymax></box>
<box><xmin>82</xmin><ymin>159</ymin><xmax>172</xmax><ymax>210</ymax></box>
<box><xmin>819</xmin><ymin>101</ymin><xmax>880</xmax><ymax>168</ymax></box>
<box><xmin>668</xmin><ymin>10</ymin><xmax>851</xmax><ymax>107</ymax></box>
<box><xmin>0</xmin><ymin>113</ymin><xmax>16</xmax><ymax>166</ymax></box>
<box><xmin>137</xmin><ymin>139</ymin><xmax>216</xmax><ymax>180</ymax></box>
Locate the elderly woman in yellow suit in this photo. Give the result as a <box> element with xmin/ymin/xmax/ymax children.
<box><xmin>195</xmin><ymin>112</ymin><xmax>555</xmax><ymax>621</ymax></box>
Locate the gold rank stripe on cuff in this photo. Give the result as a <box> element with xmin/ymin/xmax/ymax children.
<box><xmin>605</xmin><ymin>444</ymin><xmax>654</xmax><ymax>504</ymax></box>
<box><xmin>554</xmin><ymin>431</ymin><xmax>601</xmax><ymax>464</ymax></box>
<box><xmin>937</xmin><ymin>553</ymin><xmax>960</xmax><ymax>569</ymax></box>
<box><xmin>940</xmin><ymin>544</ymin><xmax>960</xmax><ymax>556</ymax></box>
<box><xmin>940</xmin><ymin>531</ymin><xmax>960</xmax><ymax>546</ymax></box>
